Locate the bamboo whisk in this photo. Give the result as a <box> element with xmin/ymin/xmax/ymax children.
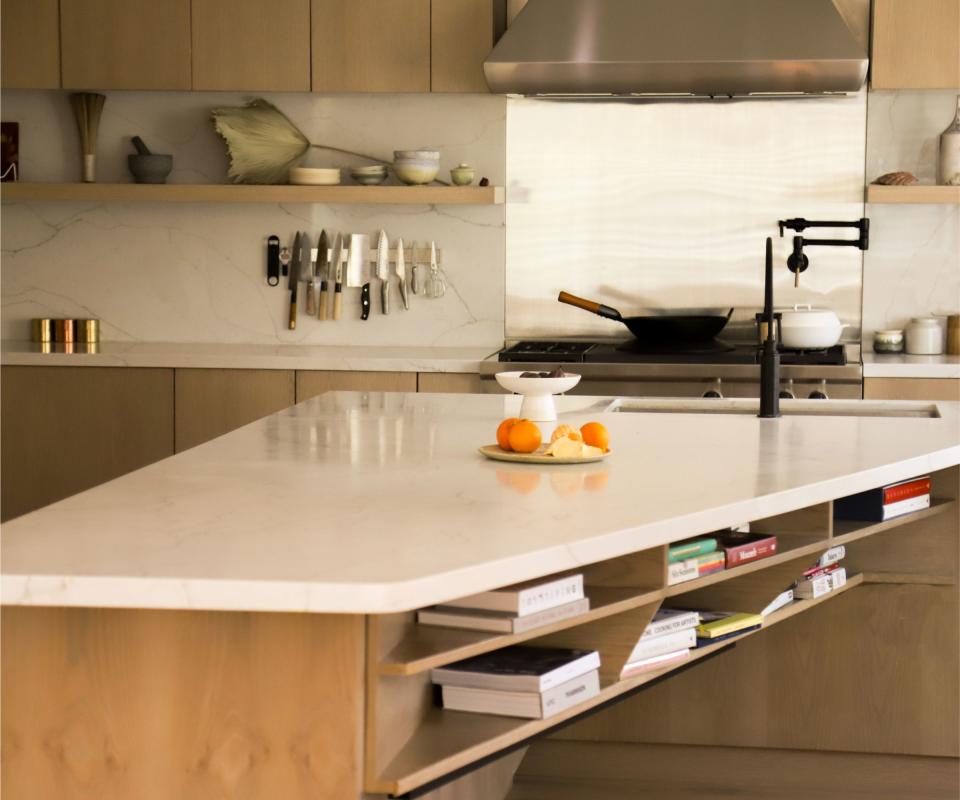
<box><xmin>70</xmin><ymin>93</ymin><xmax>106</xmax><ymax>183</ymax></box>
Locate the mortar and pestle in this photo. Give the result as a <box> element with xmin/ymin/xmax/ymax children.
<box><xmin>128</xmin><ymin>136</ymin><xmax>172</xmax><ymax>184</ymax></box>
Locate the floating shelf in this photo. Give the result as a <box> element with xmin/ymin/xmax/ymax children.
<box><xmin>866</xmin><ymin>184</ymin><xmax>960</xmax><ymax>204</ymax></box>
<box><xmin>0</xmin><ymin>182</ymin><xmax>505</xmax><ymax>205</ymax></box>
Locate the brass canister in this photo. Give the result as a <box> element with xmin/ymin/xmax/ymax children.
<box><xmin>31</xmin><ymin>318</ymin><xmax>53</xmax><ymax>342</ymax></box>
<box><xmin>76</xmin><ymin>318</ymin><xmax>100</xmax><ymax>344</ymax></box>
<box><xmin>54</xmin><ymin>319</ymin><xmax>75</xmax><ymax>343</ymax></box>
<box><xmin>948</xmin><ymin>315</ymin><xmax>960</xmax><ymax>356</ymax></box>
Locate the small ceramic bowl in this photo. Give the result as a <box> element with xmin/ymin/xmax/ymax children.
<box><xmin>450</xmin><ymin>163</ymin><xmax>475</xmax><ymax>186</ymax></box>
<box><xmin>494</xmin><ymin>371</ymin><xmax>582</xmax><ymax>422</ymax></box>
<box><xmin>128</xmin><ymin>154</ymin><xmax>173</xmax><ymax>184</ymax></box>
<box><xmin>350</xmin><ymin>165</ymin><xmax>388</xmax><ymax>185</ymax></box>
<box><xmin>873</xmin><ymin>329</ymin><xmax>904</xmax><ymax>353</ymax></box>
<box><xmin>289</xmin><ymin>167</ymin><xmax>341</xmax><ymax>185</ymax></box>
<box><xmin>394</xmin><ymin>149</ymin><xmax>440</xmax><ymax>186</ymax></box>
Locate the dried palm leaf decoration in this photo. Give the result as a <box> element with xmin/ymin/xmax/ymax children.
<box><xmin>211</xmin><ymin>98</ymin><xmax>387</xmax><ymax>185</ymax></box>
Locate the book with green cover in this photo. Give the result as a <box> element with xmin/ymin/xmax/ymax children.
<box><xmin>668</xmin><ymin>537</ymin><xmax>717</xmax><ymax>563</ymax></box>
<box><xmin>696</xmin><ymin>612</ymin><xmax>763</xmax><ymax>639</ymax></box>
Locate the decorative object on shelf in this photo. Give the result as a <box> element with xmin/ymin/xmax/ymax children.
<box><xmin>938</xmin><ymin>95</ymin><xmax>960</xmax><ymax>187</ymax></box>
<box><xmin>70</xmin><ymin>93</ymin><xmax>106</xmax><ymax>183</ymax></box>
<box><xmin>450</xmin><ymin>163</ymin><xmax>475</xmax><ymax>186</ymax></box>
<box><xmin>904</xmin><ymin>317</ymin><xmax>944</xmax><ymax>355</ymax></box>
<box><xmin>393</xmin><ymin>149</ymin><xmax>440</xmax><ymax>185</ymax></box>
<box><xmin>479</xmin><ymin>176</ymin><xmax>490</xmax><ymax>186</ymax></box>
<box><xmin>350</xmin><ymin>164</ymin><xmax>388</xmax><ymax>185</ymax></box>
<box><xmin>948</xmin><ymin>315</ymin><xmax>960</xmax><ymax>355</ymax></box>
<box><xmin>289</xmin><ymin>166</ymin><xmax>340</xmax><ymax>185</ymax></box>
<box><xmin>31</xmin><ymin>319</ymin><xmax>52</xmax><ymax>343</ymax></box>
<box><xmin>127</xmin><ymin>136</ymin><xmax>173</xmax><ymax>184</ymax></box>
<box><xmin>1</xmin><ymin>122</ymin><xmax>19</xmax><ymax>182</ymax></box>
<box><xmin>76</xmin><ymin>319</ymin><xmax>100</xmax><ymax>344</ymax></box>
<box><xmin>872</xmin><ymin>171</ymin><xmax>917</xmax><ymax>186</ymax></box>
<box><xmin>872</xmin><ymin>329</ymin><xmax>904</xmax><ymax>354</ymax></box>
<box><xmin>211</xmin><ymin>98</ymin><xmax>389</xmax><ymax>185</ymax></box>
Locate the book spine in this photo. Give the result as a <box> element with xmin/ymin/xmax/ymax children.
<box><xmin>512</xmin><ymin>598</ymin><xmax>590</xmax><ymax>633</ymax></box>
<box><xmin>641</xmin><ymin>613</ymin><xmax>699</xmax><ymax>640</ymax></box>
<box><xmin>417</xmin><ymin>609</ymin><xmax>511</xmax><ymax>633</ymax></box>
<box><xmin>667</xmin><ymin>559</ymin><xmax>698</xmax><ymax>586</ymax></box>
<box><xmin>802</xmin><ymin>562</ymin><xmax>840</xmax><ymax>581</ymax></box>
<box><xmin>627</xmin><ymin>627</ymin><xmax>697</xmax><ymax>663</ymax></box>
<box><xmin>881</xmin><ymin>494</ymin><xmax>930</xmax><ymax>520</ymax></box>
<box><xmin>795</xmin><ymin>574</ymin><xmax>832</xmax><ymax>599</ymax></box>
<box><xmin>761</xmin><ymin>588</ymin><xmax>794</xmax><ymax>616</ymax></box>
<box><xmin>882</xmin><ymin>477</ymin><xmax>931</xmax><ymax>505</ymax></box>
<box><xmin>517</xmin><ymin>574</ymin><xmax>585</xmax><ymax>616</ymax></box>
<box><xmin>697</xmin><ymin>613</ymin><xmax>763</xmax><ymax>638</ymax></box>
<box><xmin>829</xmin><ymin>567</ymin><xmax>847</xmax><ymax>590</ymax></box>
<box><xmin>697</xmin><ymin>551</ymin><xmax>725</xmax><ymax>576</ymax></box>
<box><xmin>724</xmin><ymin>537</ymin><xmax>777</xmax><ymax>567</ymax></box>
<box><xmin>818</xmin><ymin>546</ymin><xmax>845</xmax><ymax>567</ymax></box>
<box><xmin>668</xmin><ymin>538</ymin><xmax>717</xmax><ymax>563</ymax></box>
<box><xmin>540</xmin><ymin>671</ymin><xmax>601</xmax><ymax>719</ymax></box>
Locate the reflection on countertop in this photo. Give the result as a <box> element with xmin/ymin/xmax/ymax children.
<box><xmin>862</xmin><ymin>352</ymin><xmax>960</xmax><ymax>379</ymax></box>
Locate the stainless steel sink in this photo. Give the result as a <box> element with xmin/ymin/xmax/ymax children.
<box><xmin>606</xmin><ymin>397</ymin><xmax>942</xmax><ymax>418</ymax></box>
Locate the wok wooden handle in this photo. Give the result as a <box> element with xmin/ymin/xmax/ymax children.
<box><xmin>558</xmin><ymin>291</ymin><xmax>621</xmax><ymax>321</ymax></box>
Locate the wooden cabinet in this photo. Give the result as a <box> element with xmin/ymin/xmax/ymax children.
<box><xmin>417</xmin><ymin>372</ymin><xmax>487</xmax><ymax>393</ymax></box>
<box><xmin>430</xmin><ymin>0</ymin><xmax>495</xmax><ymax>93</ymax></box>
<box><xmin>311</xmin><ymin>0</ymin><xmax>430</xmax><ymax>92</ymax></box>
<box><xmin>0</xmin><ymin>367</ymin><xmax>174</xmax><ymax>522</ymax></box>
<box><xmin>174</xmin><ymin>368</ymin><xmax>295</xmax><ymax>452</ymax></box>
<box><xmin>60</xmin><ymin>0</ymin><xmax>191</xmax><ymax>90</ymax></box>
<box><xmin>871</xmin><ymin>0</ymin><xmax>960</xmax><ymax>88</ymax></box>
<box><xmin>296</xmin><ymin>370</ymin><xmax>416</xmax><ymax>401</ymax></box>
<box><xmin>192</xmin><ymin>0</ymin><xmax>311</xmax><ymax>91</ymax></box>
<box><xmin>1</xmin><ymin>0</ymin><xmax>60</xmax><ymax>89</ymax></box>
<box><xmin>864</xmin><ymin>377</ymin><xmax>960</xmax><ymax>401</ymax></box>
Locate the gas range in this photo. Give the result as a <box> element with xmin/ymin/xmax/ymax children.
<box><xmin>479</xmin><ymin>340</ymin><xmax>863</xmax><ymax>400</ymax></box>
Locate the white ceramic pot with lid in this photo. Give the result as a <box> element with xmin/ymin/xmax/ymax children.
<box><xmin>778</xmin><ymin>304</ymin><xmax>843</xmax><ymax>349</ymax></box>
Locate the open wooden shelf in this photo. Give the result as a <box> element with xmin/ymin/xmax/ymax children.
<box><xmin>831</xmin><ymin>499</ymin><xmax>955</xmax><ymax>546</ymax></box>
<box><xmin>866</xmin><ymin>184</ymin><xmax>960</xmax><ymax>204</ymax></box>
<box><xmin>0</xmin><ymin>182</ymin><xmax>505</xmax><ymax>205</ymax></box>
<box><xmin>370</xmin><ymin>574</ymin><xmax>863</xmax><ymax>796</ymax></box>
<box><xmin>381</xmin><ymin>586</ymin><xmax>662</xmax><ymax>677</ymax></box>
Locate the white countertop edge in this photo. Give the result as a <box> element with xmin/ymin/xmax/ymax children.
<box><xmin>862</xmin><ymin>353</ymin><xmax>960</xmax><ymax>379</ymax></box>
<box><xmin>5</xmin><ymin>443</ymin><xmax>956</xmax><ymax>615</ymax></box>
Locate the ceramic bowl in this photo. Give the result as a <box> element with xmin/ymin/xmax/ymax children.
<box><xmin>393</xmin><ymin>149</ymin><xmax>440</xmax><ymax>185</ymax></box>
<box><xmin>128</xmin><ymin>154</ymin><xmax>173</xmax><ymax>184</ymax></box>
<box><xmin>450</xmin><ymin>163</ymin><xmax>475</xmax><ymax>186</ymax></box>
<box><xmin>289</xmin><ymin>167</ymin><xmax>341</xmax><ymax>186</ymax></box>
<box><xmin>349</xmin><ymin>165</ymin><xmax>388</xmax><ymax>185</ymax></box>
<box><xmin>494</xmin><ymin>371</ymin><xmax>582</xmax><ymax>422</ymax></box>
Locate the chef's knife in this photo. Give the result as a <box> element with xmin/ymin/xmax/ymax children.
<box><xmin>303</xmin><ymin>230</ymin><xmax>317</xmax><ymax>316</ymax></box>
<box><xmin>316</xmin><ymin>230</ymin><xmax>329</xmax><ymax>320</ymax></box>
<box><xmin>288</xmin><ymin>231</ymin><xmax>301</xmax><ymax>330</ymax></box>
<box><xmin>395</xmin><ymin>236</ymin><xmax>409</xmax><ymax>310</ymax></box>
<box><xmin>331</xmin><ymin>232</ymin><xmax>344</xmax><ymax>321</ymax></box>
<box><xmin>376</xmin><ymin>229</ymin><xmax>390</xmax><ymax>315</ymax></box>
<box><xmin>347</xmin><ymin>233</ymin><xmax>371</xmax><ymax>321</ymax></box>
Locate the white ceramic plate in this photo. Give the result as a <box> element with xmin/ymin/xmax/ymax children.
<box><xmin>478</xmin><ymin>444</ymin><xmax>608</xmax><ymax>465</ymax></box>
<box><xmin>494</xmin><ymin>371</ymin><xmax>582</xmax><ymax>395</ymax></box>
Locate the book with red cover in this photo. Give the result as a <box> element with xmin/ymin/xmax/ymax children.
<box><xmin>717</xmin><ymin>532</ymin><xmax>777</xmax><ymax>567</ymax></box>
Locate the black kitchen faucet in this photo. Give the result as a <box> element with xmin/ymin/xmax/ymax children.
<box><xmin>777</xmin><ymin>217</ymin><xmax>870</xmax><ymax>286</ymax></box>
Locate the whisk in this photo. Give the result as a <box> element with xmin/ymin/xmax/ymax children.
<box><xmin>70</xmin><ymin>93</ymin><xmax>106</xmax><ymax>183</ymax></box>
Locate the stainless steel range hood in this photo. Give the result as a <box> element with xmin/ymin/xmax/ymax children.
<box><xmin>484</xmin><ymin>0</ymin><xmax>868</xmax><ymax>97</ymax></box>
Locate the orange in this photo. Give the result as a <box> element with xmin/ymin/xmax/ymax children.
<box><xmin>550</xmin><ymin>424</ymin><xmax>583</xmax><ymax>443</ymax></box>
<box><xmin>496</xmin><ymin>417</ymin><xmax>520</xmax><ymax>451</ymax></box>
<box><xmin>508</xmin><ymin>419</ymin><xmax>542</xmax><ymax>454</ymax></box>
<box><xmin>580</xmin><ymin>421</ymin><xmax>610</xmax><ymax>452</ymax></box>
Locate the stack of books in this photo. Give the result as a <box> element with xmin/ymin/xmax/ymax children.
<box><xmin>794</xmin><ymin>545</ymin><xmax>847</xmax><ymax>599</ymax></box>
<box><xmin>432</xmin><ymin>646</ymin><xmax>601</xmax><ymax>719</ymax></box>
<box><xmin>417</xmin><ymin>574</ymin><xmax>589</xmax><ymax>633</ymax></box>
<box><xmin>834</xmin><ymin>475</ymin><xmax>931</xmax><ymax>522</ymax></box>
<box><xmin>667</xmin><ymin>530</ymin><xmax>778</xmax><ymax>586</ymax></box>
<box><xmin>695</xmin><ymin>611</ymin><xmax>763</xmax><ymax>645</ymax></box>
<box><xmin>620</xmin><ymin>608</ymin><xmax>699</xmax><ymax>678</ymax></box>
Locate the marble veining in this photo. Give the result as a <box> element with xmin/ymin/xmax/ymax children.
<box><xmin>2</xmin><ymin>392</ymin><xmax>957</xmax><ymax>614</ymax></box>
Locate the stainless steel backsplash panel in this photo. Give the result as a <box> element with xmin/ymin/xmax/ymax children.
<box><xmin>505</xmin><ymin>92</ymin><xmax>867</xmax><ymax>341</ymax></box>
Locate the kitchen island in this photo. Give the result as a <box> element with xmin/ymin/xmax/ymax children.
<box><xmin>2</xmin><ymin>392</ymin><xmax>958</xmax><ymax>799</ymax></box>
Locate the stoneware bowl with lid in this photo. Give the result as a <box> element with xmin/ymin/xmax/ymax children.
<box><xmin>778</xmin><ymin>304</ymin><xmax>843</xmax><ymax>350</ymax></box>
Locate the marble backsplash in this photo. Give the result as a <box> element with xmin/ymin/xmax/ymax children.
<box><xmin>1</xmin><ymin>91</ymin><xmax>506</xmax><ymax>347</ymax></box>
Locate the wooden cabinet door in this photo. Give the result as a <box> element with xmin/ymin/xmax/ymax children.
<box><xmin>311</xmin><ymin>0</ymin><xmax>429</xmax><ymax>92</ymax></box>
<box><xmin>431</xmin><ymin>0</ymin><xmax>495</xmax><ymax>92</ymax></box>
<box><xmin>60</xmin><ymin>0</ymin><xmax>191</xmax><ymax>90</ymax></box>
<box><xmin>863</xmin><ymin>377</ymin><xmax>960</xmax><ymax>401</ymax></box>
<box><xmin>0</xmin><ymin>367</ymin><xmax>174</xmax><ymax>522</ymax></box>
<box><xmin>1</xmin><ymin>0</ymin><xmax>60</xmax><ymax>88</ymax></box>
<box><xmin>174</xmin><ymin>369</ymin><xmax>295</xmax><ymax>452</ymax></box>
<box><xmin>192</xmin><ymin>0</ymin><xmax>311</xmax><ymax>91</ymax></box>
<box><xmin>296</xmin><ymin>370</ymin><xmax>416</xmax><ymax>402</ymax></box>
<box><xmin>871</xmin><ymin>0</ymin><xmax>960</xmax><ymax>88</ymax></box>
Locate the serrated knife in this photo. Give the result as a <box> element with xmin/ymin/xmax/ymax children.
<box><xmin>376</xmin><ymin>229</ymin><xmax>390</xmax><ymax>314</ymax></box>
<box><xmin>316</xmin><ymin>229</ymin><xmax>329</xmax><ymax>320</ymax></box>
<box><xmin>395</xmin><ymin>236</ymin><xmax>409</xmax><ymax>310</ymax></box>
<box><xmin>288</xmin><ymin>231</ymin><xmax>301</xmax><ymax>330</ymax></box>
<box><xmin>331</xmin><ymin>232</ymin><xmax>344</xmax><ymax>321</ymax></box>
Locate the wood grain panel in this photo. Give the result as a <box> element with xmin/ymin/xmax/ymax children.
<box><xmin>871</xmin><ymin>0</ymin><xmax>960</xmax><ymax>88</ymax></box>
<box><xmin>60</xmin><ymin>0</ymin><xmax>191</xmax><ymax>90</ymax></box>
<box><xmin>192</xmin><ymin>0</ymin><xmax>310</xmax><ymax>91</ymax></box>
<box><xmin>1</xmin><ymin>0</ymin><xmax>60</xmax><ymax>88</ymax></box>
<box><xmin>174</xmin><ymin>368</ymin><xmax>295</xmax><ymax>452</ymax></box>
<box><xmin>1</xmin><ymin>606</ymin><xmax>365</xmax><ymax>800</ymax></box>
<box><xmin>311</xmin><ymin>0</ymin><xmax>430</xmax><ymax>92</ymax></box>
<box><xmin>417</xmin><ymin>372</ymin><xmax>488</xmax><ymax>393</ymax></box>
<box><xmin>296</xmin><ymin>370</ymin><xmax>416</xmax><ymax>402</ymax></box>
<box><xmin>0</xmin><ymin>366</ymin><xmax>174</xmax><ymax>522</ymax></box>
<box><xmin>431</xmin><ymin>0</ymin><xmax>494</xmax><ymax>92</ymax></box>
<box><xmin>864</xmin><ymin>377</ymin><xmax>960</xmax><ymax>401</ymax></box>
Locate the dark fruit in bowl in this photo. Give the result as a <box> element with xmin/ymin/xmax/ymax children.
<box><xmin>548</xmin><ymin>367</ymin><xmax>568</xmax><ymax>378</ymax></box>
<box><xmin>519</xmin><ymin>371</ymin><xmax>541</xmax><ymax>378</ymax></box>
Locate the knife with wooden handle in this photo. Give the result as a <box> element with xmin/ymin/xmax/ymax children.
<box><xmin>331</xmin><ymin>233</ymin><xmax>344</xmax><ymax>321</ymax></box>
<box><xmin>288</xmin><ymin>231</ymin><xmax>301</xmax><ymax>330</ymax></box>
<box><xmin>316</xmin><ymin>229</ymin><xmax>329</xmax><ymax>320</ymax></box>
<box><xmin>300</xmin><ymin>231</ymin><xmax>314</xmax><ymax>317</ymax></box>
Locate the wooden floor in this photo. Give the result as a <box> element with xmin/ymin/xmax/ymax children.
<box><xmin>507</xmin><ymin>741</ymin><xmax>960</xmax><ymax>800</ymax></box>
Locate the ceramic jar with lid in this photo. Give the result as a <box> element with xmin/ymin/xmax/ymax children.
<box><xmin>904</xmin><ymin>317</ymin><xmax>944</xmax><ymax>355</ymax></box>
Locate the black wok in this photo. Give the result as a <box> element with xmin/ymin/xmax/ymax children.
<box><xmin>558</xmin><ymin>291</ymin><xmax>733</xmax><ymax>343</ymax></box>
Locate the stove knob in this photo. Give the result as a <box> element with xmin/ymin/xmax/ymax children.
<box><xmin>702</xmin><ymin>379</ymin><xmax>723</xmax><ymax>399</ymax></box>
<box><xmin>808</xmin><ymin>381</ymin><xmax>829</xmax><ymax>400</ymax></box>
<box><xmin>779</xmin><ymin>379</ymin><xmax>795</xmax><ymax>399</ymax></box>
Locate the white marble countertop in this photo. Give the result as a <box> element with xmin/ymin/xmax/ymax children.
<box><xmin>862</xmin><ymin>352</ymin><xmax>960</xmax><ymax>379</ymax></box>
<box><xmin>0</xmin><ymin>341</ymin><xmax>496</xmax><ymax>373</ymax></box>
<box><xmin>2</xmin><ymin>393</ymin><xmax>958</xmax><ymax>614</ymax></box>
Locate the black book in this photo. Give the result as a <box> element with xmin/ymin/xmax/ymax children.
<box><xmin>431</xmin><ymin>646</ymin><xmax>600</xmax><ymax>693</ymax></box>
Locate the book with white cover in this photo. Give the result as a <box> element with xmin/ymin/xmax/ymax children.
<box><xmin>761</xmin><ymin>588</ymin><xmax>794</xmax><ymax>617</ymax></box>
<box><xmin>625</xmin><ymin>626</ymin><xmax>697</xmax><ymax>665</ymax></box>
<box><xmin>620</xmin><ymin>649</ymin><xmax>691</xmax><ymax>679</ymax></box>
<box><xmin>879</xmin><ymin>494</ymin><xmax>930</xmax><ymax>520</ymax></box>
<box><xmin>431</xmin><ymin>646</ymin><xmax>601</xmax><ymax>692</ymax></box>
<box><xmin>441</xmin><ymin>670</ymin><xmax>600</xmax><ymax>719</ymax></box>
<box><xmin>818</xmin><ymin>546</ymin><xmax>845</xmax><ymax>568</ymax></box>
<box><xmin>443</xmin><ymin>574</ymin><xmax>584</xmax><ymax>616</ymax></box>
<box><xmin>641</xmin><ymin>609</ymin><xmax>700</xmax><ymax>640</ymax></box>
<box><xmin>417</xmin><ymin>597</ymin><xmax>590</xmax><ymax>634</ymax></box>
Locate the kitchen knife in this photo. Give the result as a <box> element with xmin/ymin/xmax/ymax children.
<box><xmin>395</xmin><ymin>236</ymin><xmax>409</xmax><ymax>310</ymax></box>
<box><xmin>303</xmin><ymin>230</ymin><xmax>316</xmax><ymax>316</ymax></box>
<box><xmin>267</xmin><ymin>235</ymin><xmax>280</xmax><ymax>286</ymax></box>
<box><xmin>288</xmin><ymin>231</ymin><xmax>302</xmax><ymax>330</ymax></box>
<box><xmin>316</xmin><ymin>229</ymin><xmax>329</xmax><ymax>320</ymax></box>
<box><xmin>347</xmin><ymin>233</ymin><xmax>371</xmax><ymax>321</ymax></box>
<box><xmin>331</xmin><ymin>232</ymin><xmax>344</xmax><ymax>321</ymax></box>
<box><xmin>376</xmin><ymin>229</ymin><xmax>390</xmax><ymax>314</ymax></box>
<box><xmin>411</xmin><ymin>242</ymin><xmax>420</xmax><ymax>295</ymax></box>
